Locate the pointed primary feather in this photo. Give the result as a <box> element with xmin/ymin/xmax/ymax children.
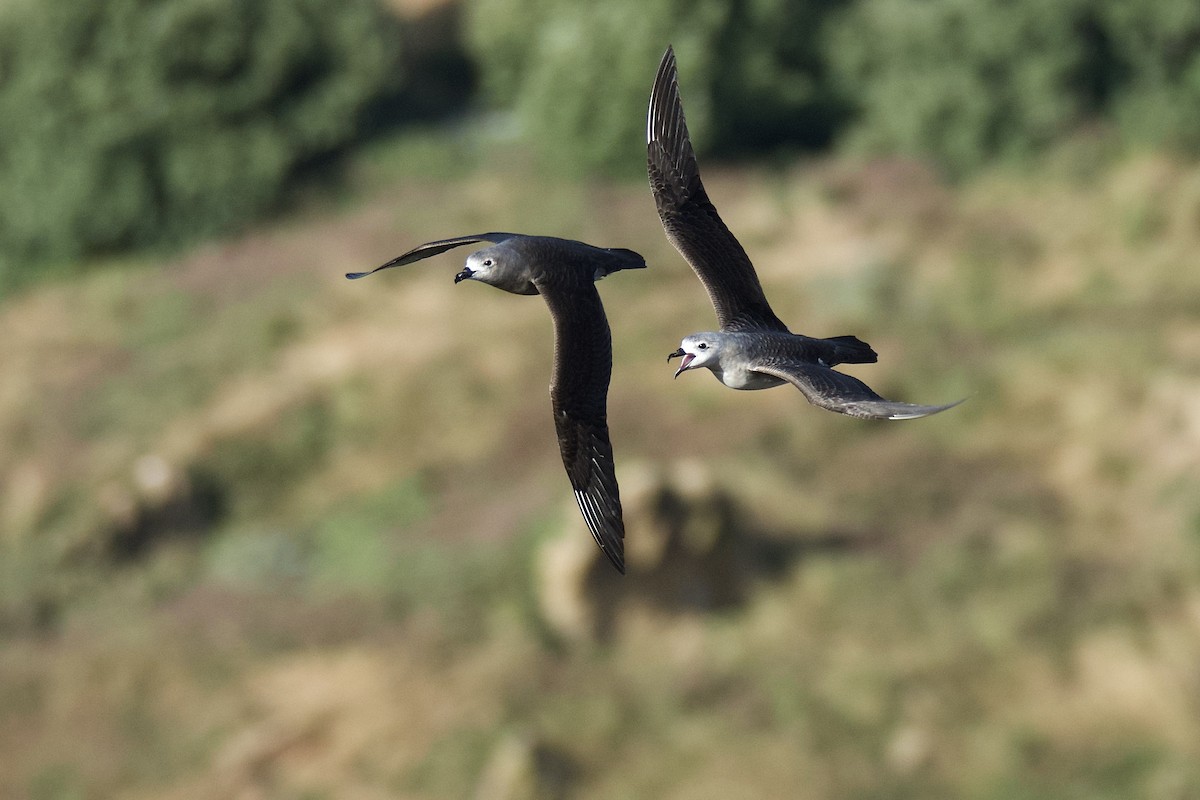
<box><xmin>345</xmin><ymin>233</ymin><xmax>518</xmax><ymax>279</ymax></box>
<box><xmin>753</xmin><ymin>361</ymin><xmax>964</xmax><ymax>420</ymax></box>
<box><xmin>647</xmin><ymin>47</ymin><xmax>788</xmax><ymax>333</ymax></box>
<box><xmin>536</xmin><ymin>267</ymin><xmax>626</xmax><ymax>574</ymax></box>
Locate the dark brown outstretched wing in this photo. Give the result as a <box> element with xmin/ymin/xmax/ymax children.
<box><xmin>535</xmin><ymin>268</ymin><xmax>625</xmax><ymax>574</ymax></box>
<box><xmin>346</xmin><ymin>233</ymin><xmax>518</xmax><ymax>279</ymax></box>
<box><xmin>753</xmin><ymin>361</ymin><xmax>964</xmax><ymax>420</ymax></box>
<box><xmin>647</xmin><ymin>46</ymin><xmax>788</xmax><ymax>333</ymax></box>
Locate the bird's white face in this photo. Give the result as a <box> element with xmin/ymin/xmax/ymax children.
<box><xmin>668</xmin><ymin>334</ymin><xmax>720</xmax><ymax>378</ymax></box>
<box><xmin>456</xmin><ymin>248</ymin><xmax>501</xmax><ymax>284</ymax></box>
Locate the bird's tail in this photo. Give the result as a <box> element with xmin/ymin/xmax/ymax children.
<box><xmin>600</xmin><ymin>247</ymin><xmax>648</xmax><ymax>275</ymax></box>
<box><xmin>824</xmin><ymin>335</ymin><xmax>878</xmax><ymax>365</ymax></box>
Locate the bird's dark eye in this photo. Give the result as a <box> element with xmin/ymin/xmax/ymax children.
<box><xmin>483</xmin><ymin>258</ymin><xmax>494</xmax><ymax>267</ymax></box>
<box><xmin>698</xmin><ymin>342</ymin><xmax>708</xmax><ymax>350</ymax></box>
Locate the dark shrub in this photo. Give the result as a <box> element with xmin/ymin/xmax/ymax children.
<box><xmin>464</xmin><ymin>0</ymin><xmax>850</xmax><ymax>175</ymax></box>
<box><xmin>0</xmin><ymin>0</ymin><xmax>402</xmax><ymax>283</ymax></box>
<box><xmin>827</xmin><ymin>0</ymin><xmax>1094</xmax><ymax>176</ymax></box>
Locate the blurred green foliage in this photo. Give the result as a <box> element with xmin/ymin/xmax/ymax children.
<box><xmin>0</xmin><ymin>0</ymin><xmax>401</xmax><ymax>282</ymax></box>
<box><xmin>3</xmin><ymin>0</ymin><xmax>1200</xmax><ymax>285</ymax></box>
<box><xmin>466</xmin><ymin>0</ymin><xmax>1200</xmax><ymax>176</ymax></box>
<box><xmin>827</xmin><ymin>0</ymin><xmax>1092</xmax><ymax>175</ymax></box>
<box><xmin>464</xmin><ymin>0</ymin><xmax>850</xmax><ymax>175</ymax></box>
<box><xmin>1102</xmin><ymin>0</ymin><xmax>1200</xmax><ymax>152</ymax></box>
<box><xmin>827</xmin><ymin>0</ymin><xmax>1200</xmax><ymax>174</ymax></box>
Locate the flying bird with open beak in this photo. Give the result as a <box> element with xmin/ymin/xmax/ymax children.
<box><xmin>648</xmin><ymin>47</ymin><xmax>962</xmax><ymax>420</ymax></box>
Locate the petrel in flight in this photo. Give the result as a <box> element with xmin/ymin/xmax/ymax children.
<box><xmin>648</xmin><ymin>47</ymin><xmax>961</xmax><ymax>420</ymax></box>
<box><xmin>348</xmin><ymin>234</ymin><xmax>645</xmax><ymax>573</ymax></box>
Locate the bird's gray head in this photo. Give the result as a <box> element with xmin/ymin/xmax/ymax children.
<box><xmin>455</xmin><ymin>246</ymin><xmax>503</xmax><ymax>285</ymax></box>
<box><xmin>667</xmin><ymin>333</ymin><xmax>722</xmax><ymax>379</ymax></box>
<box><xmin>454</xmin><ymin>242</ymin><xmax>538</xmax><ymax>295</ymax></box>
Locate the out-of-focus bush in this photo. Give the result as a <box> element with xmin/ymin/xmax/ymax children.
<box><xmin>464</xmin><ymin>0</ymin><xmax>1200</xmax><ymax>178</ymax></box>
<box><xmin>1102</xmin><ymin>0</ymin><xmax>1200</xmax><ymax>152</ymax></box>
<box><xmin>0</xmin><ymin>0</ymin><xmax>402</xmax><ymax>282</ymax></box>
<box><xmin>827</xmin><ymin>0</ymin><xmax>1095</xmax><ymax>176</ymax></box>
<box><xmin>827</xmin><ymin>0</ymin><xmax>1200</xmax><ymax>175</ymax></box>
<box><xmin>5</xmin><ymin>0</ymin><xmax>1198</xmax><ymax>282</ymax></box>
<box><xmin>464</xmin><ymin>0</ymin><xmax>850</xmax><ymax>175</ymax></box>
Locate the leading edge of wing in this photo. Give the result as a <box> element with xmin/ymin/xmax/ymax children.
<box><xmin>346</xmin><ymin>232</ymin><xmax>519</xmax><ymax>280</ymax></box>
<box><xmin>646</xmin><ymin>47</ymin><xmax>787</xmax><ymax>332</ymax></box>
<box><xmin>538</xmin><ymin>273</ymin><xmax>626</xmax><ymax>574</ymax></box>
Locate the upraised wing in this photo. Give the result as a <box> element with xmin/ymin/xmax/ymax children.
<box><xmin>536</xmin><ymin>268</ymin><xmax>626</xmax><ymax>574</ymax></box>
<box><xmin>647</xmin><ymin>46</ymin><xmax>788</xmax><ymax>333</ymax></box>
<box><xmin>346</xmin><ymin>233</ymin><xmax>518</xmax><ymax>280</ymax></box>
<box><xmin>753</xmin><ymin>361</ymin><xmax>964</xmax><ymax>420</ymax></box>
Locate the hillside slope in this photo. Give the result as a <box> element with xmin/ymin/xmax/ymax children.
<box><xmin>2</xmin><ymin>149</ymin><xmax>1199</xmax><ymax>798</ymax></box>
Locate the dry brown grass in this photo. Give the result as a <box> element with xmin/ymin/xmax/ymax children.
<box><xmin>2</xmin><ymin>144</ymin><xmax>1200</xmax><ymax>798</ymax></box>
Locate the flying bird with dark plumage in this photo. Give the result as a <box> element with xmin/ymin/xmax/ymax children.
<box><xmin>347</xmin><ymin>233</ymin><xmax>645</xmax><ymax>574</ymax></box>
<box><xmin>648</xmin><ymin>47</ymin><xmax>962</xmax><ymax>420</ymax></box>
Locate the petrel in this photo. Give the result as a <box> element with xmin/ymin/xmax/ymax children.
<box><xmin>347</xmin><ymin>234</ymin><xmax>645</xmax><ymax>573</ymax></box>
<box><xmin>648</xmin><ymin>47</ymin><xmax>962</xmax><ymax>420</ymax></box>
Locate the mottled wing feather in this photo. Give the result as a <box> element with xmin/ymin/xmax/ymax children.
<box><xmin>346</xmin><ymin>232</ymin><xmax>518</xmax><ymax>279</ymax></box>
<box><xmin>647</xmin><ymin>46</ymin><xmax>788</xmax><ymax>333</ymax></box>
<box><xmin>753</xmin><ymin>361</ymin><xmax>964</xmax><ymax>420</ymax></box>
<box><xmin>535</xmin><ymin>269</ymin><xmax>625</xmax><ymax>574</ymax></box>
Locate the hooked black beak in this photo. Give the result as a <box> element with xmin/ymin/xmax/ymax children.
<box><xmin>454</xmin><ymin>267</ymin><xmax>474</xmax><ymax>284</ymax></box>
<box><xmin>669</xmin><ymin>349</ymin><xmax>695</xmax><ymax>379</ymax></box>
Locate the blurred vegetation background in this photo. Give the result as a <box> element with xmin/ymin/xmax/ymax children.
<box><xmin>2</xmin><ymin>0</ymin><xmax>1200</xmax><ymax>798</ymax></box>
<box><xmin>6</xmin><ymin>0</ymin><xmax>1200</xmax><ymax>285</ymax></box>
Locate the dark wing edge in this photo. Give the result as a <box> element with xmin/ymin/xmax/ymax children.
<box><xmin>647</xmin><ymin>46</ymin><xmax>788</xmax><ymax>332</ymax></box>
<box><xmin>538</xmin><ymin>274</ymin><xmax>626</xmax><ymax>574</ymax></box>
<box><xmin>753</xmin><ymin>361</ymin><xmax>965</xmax><ymax>420</ymax></box>
<box><xmin>555</xmin><ymin>411</ymin><xmax>626</xmax><ymax>574</ymax></box>
<box><xmin>345</xmin><ymin>232</ymin><xmax>519</xmax><ymax>279</ymax></box>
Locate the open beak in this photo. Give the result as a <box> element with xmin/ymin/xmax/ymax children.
<box><xmin>454</xmin><ymin>267</ymin><xmax>474</xmax><ymax>284</ymax></box>
<box><xmin>668</xmin><ymin>349</ymin><xmax>695</xmax><ymax>379</ymax></box>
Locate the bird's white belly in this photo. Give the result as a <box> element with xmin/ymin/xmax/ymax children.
<box><xmin>713</xmin><ymin>363</ymin><xmax>784</xmax><ymax>390</ymax></box>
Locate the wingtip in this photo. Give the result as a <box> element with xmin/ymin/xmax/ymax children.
<box><xmin>575</xmin><ymin>494</ymin><xmax>627</xmax><ymax>575</ymax></box>
<box><xmin>938</xmin><ymin>396</ymin><xmax>969</xmax><ymax>414</ymax></box>
<box><xmin>347</xmin><ymin>262</ymin><xmax>394</xmax><ymax>280</ymax></box>
<box><xmin>648</xmin><ymin>45</ymin><xmax>679</xmax><ymax>146</ymax></box>
<box><xmin>887</xmin><ymin>396</ymin><xmax>967</xmax><ymax>420</ymax></box>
